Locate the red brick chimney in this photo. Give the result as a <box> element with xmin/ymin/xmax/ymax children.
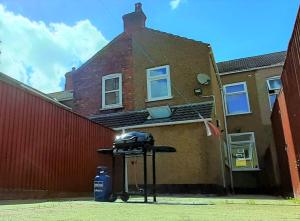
<box><xmin>64</xmin><ymin>67</ymin><xmax>75</xmax><ymax>91</ymax></box>
<box><xmin>122</xmin><ymin>3</ymin><xmax>146</xmax><ymax>33</ymax></box>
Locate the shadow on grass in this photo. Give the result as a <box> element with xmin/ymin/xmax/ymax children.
<box><xmin>118</xmin><ymin>201</ymin><xmax>214</xmax><ymax>206</ymax></box>
<box><xmin>1</xmin><ymin>194</ymin><xmax>299</xmax><ymax>207</ymax></box>
<box><xmin>0</xmin><ymin>197</ymin><xmax>93</xmax><ymax>206</ymax></box>
<box><xmin>0</xmin><ymin>196</ymin><xmax>214</xmax><ymax>206</ymax></box>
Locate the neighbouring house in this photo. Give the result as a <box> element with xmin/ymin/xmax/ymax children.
<box><xmin>54</xmin><ymin>3</ymin><xmax>228</xmax><ymax>194</ymax></box>
<box><xmin>48</xmin><ymin>68</ymin><xmax>75</xmax><ymax>108</ymax></box>
<box><xmin>48</xmin><ymin>90</ymin><xmax>74</xmax><ymax>108</ymax></box>
<box><xmin>0</xmin><ymin>72</ymin><xmax>114</xmax><ymax>199</ymax></box>
<box><xmin>217</xmin><ymin>51</ymin><xmax>286</xmax><ymax>193</ymax></box>
<box><xmin>271</xmin><ymin>8</ymin><xmax>300</xmax><ymax>198</ymax></box>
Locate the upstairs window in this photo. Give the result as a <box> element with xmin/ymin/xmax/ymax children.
<box><xmin>102</xmin><ymin>73</ymin><xmax>122</xmax><ymax>109</ymax></box>
<box><xmin>146</xmin><ymin>65</ymin><xmax>172</xmax><ymax>101</ymax></box>
<box><xmin>229</xmin><ymin>132</ymin><xmax>259</xmax><ymax>171</ymax></box>
<box><xmin>224</xmin><ymin>82</ymin><xmax>250</xmax><ymax>115</ymax></box>
<box><xmin>267</xmin><ymin>76</ymin><xmax>282</xmax><ymax>109</ymax></box>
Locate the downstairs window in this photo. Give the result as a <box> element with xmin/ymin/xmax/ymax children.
<box><xmin>229</xmin><ymin>132</ymin><xmax>259</xmax><ymax>171</ymax></box>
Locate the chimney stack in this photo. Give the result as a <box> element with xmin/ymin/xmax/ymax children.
<box><xmin>122</xmin><ymin>3</ymin><xmax>146</xmax><ymax>33</ymax></box>
<box><xmin>135</xmin><ymin>2</ymin><xmax>142</xmax><ymax>12</ymax></box>
<box><xmin>64</xmin><ymin>67</ymin><xmax>75</xmax><ymax>91</ymax></box>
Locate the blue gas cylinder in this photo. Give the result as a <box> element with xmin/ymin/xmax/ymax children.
<box><xmin>94</xmin><ymin>166</ymin><xmax>112</xmax><ymax>202</ymax></box>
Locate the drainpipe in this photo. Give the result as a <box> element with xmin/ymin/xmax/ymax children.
<box><xmin>208</xmin><ymin>47</ymin><xmax>234</xmax><ymax>193</ymax></box>
<box><xmin>202</xmin><ymin>94</ymin><xmax>226</xmax><ymax>189</ymax></box>
<box><xmin>218</xmin><ymin>76</ymin><xmax>234</xmax><ymax>193</ymax></box>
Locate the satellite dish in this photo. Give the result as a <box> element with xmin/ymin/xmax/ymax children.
<box><xmin>197</xmin><ymin>73</ymin><xmax>211</xmax><ymax>85</ymax></box>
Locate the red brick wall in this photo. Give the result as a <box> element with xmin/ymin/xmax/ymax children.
<box><xmin>72</xmin><ymin>33</ymin><xmax>134</xmax><ymax>117</ymax></box>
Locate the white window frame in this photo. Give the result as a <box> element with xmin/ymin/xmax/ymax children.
<box><xmin>146</xmin><ymin>65</ymin><xmax>172</xmax><ymax>102</ymax></box>
<box><xmin>223</xmin><ymin>82</ymin><xmax>251</xmax><ymax>116</ymax></box>
<box><xmin>266</xmin><ymin>76</ymin><xmax>281</xmax><ymax>110</ymax></box>
<box><xmin>229</xmin><ymin>132</ymin><xmax>259</xmax><ymax>172</ymax></box>
<box><xmin>101</xmin><ymin>73</ymin><xmax>122</xmax><ymax>109</ymax></box>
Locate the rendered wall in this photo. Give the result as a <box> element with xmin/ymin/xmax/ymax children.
<box><xmin>221</xmin><ymin>69</ymin><xmax>281</xmax><ymax>192</ymax></box>
<box><xmin>125</xmin><ymin>123</ymin><xmax>224</xmax><ymax>193</ymax></box>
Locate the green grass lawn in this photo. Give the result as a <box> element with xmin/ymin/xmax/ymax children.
<box><xmin>0</xmin><ymin>195</ymin><xmax>300</xmax><ymax>221</ymax></box>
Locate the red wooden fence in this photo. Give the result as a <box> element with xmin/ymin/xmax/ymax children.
<box><xmin>0</xmin><ymin>73</ymin><xmax>114</xmax><ymax>199</ymax></box>
<box><xmin>271</xmin><ymin>99</ymin><xmax>293</xmax><ymax>196</ymax></box>
<box><xmin>271</xmin><ymin>7</ymin><xmax>300</xmax><ymax>198</ymax></box>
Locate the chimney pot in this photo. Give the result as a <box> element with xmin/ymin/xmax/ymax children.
<box><xmin>135</xmin><ymin>3</ymin><xmax>142</xmax><ymax>12</ymax></box>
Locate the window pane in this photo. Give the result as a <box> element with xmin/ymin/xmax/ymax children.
<box><xmin>150</xmin><ymin>79</ymin><xmax>168</xmax><ymax>98</ymax></box>
<box><xmin>268</xmin><ymin>78</ymin><xmax>281</xmax><ymax>90</ymax></box>
<box><xmin>149</xmin><ymin>67</ymin><xmax>167</xmax><ymax>77</ymax></box>
<box><xmin>269</xmin><ymin>94</ymin><xmax>277</xmax><ymax>109</ymax></box>
<box><xmin>226</xmin><ymin>93</ymin><xmax>249</xmax><ymax>114</ymax></box>
<box><xmin>230</xmin><ymin>133</ymin><xmax>253</xmax><ymax>142</ymax></box>
<box><xmin>231</xmin><ymin>143</ymin><xmax>252</xmax><ymax>159</ymax></box>
<box><xmin>231</xmin><ymin>142</ymin><xmax>258</xmax><ymax>169</ymax></box>
<box><xmin>225</xmin><ymin>84</ymin><xmax>245</xmax><ymax>93</ymax></box>
<box><xmin>105</xmin><ymin>78</ymin><xmax>119</xmax><ymax>91</ymax></box>
<box><xmin>105</xmin><ymin>91</ymin><xmax>119</xmax><ymax>105</ymax></box>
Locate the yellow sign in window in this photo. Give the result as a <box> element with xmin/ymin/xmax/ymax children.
<box><xmin>236</xmin><ymin>159</ymin><xmax>247</xmax><ymax>167</ymax></box>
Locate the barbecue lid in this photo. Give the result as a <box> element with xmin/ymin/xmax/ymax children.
<box><xmin>114</xmin><ymin>131</ymin><xmax>154</xmax><ymax>144</ymax></box>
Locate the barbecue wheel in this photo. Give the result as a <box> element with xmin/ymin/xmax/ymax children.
<box><xmin>120</xmin><ymin>192</ymin><xmax>129</xmax><ymax>202</ymax></box>
<box><xmin>108</xmin><ymin>193</ymin><xmax>117</xmax><ymax>202</ymax></box>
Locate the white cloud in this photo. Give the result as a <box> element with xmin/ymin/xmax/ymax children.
<box><xmin>170</xmin><ymin>0</ymin><xmax>182</xmax><ymax>10</ymax></box>
<box><xmin>0</xmin><ymin>4</ymin><xmax>108</xmax><ymax>93</ymax></box>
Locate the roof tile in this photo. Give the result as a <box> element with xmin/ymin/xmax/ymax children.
<box><xmin>90</xmin><ymin>102</ymin><xmax>213</xmax><ymax>129</ymax></box>
<box><xmin>217</xmin><ymin>51</ymin><xmax>286</xmax><ymax>74</ymax></box>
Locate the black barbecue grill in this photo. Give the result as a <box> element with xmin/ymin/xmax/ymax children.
<box><xmin>114</xmin><ymin>131</ymin><xmax>154</xmax><ymax>150</ymax></box>
<box><xmin>97</xmin><ymin>131</ymin><xmax>176</xmax><ymax>203</ymax></box>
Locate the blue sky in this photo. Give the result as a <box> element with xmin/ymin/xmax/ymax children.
<box><xmin>0</xmin><ymin>0</ymin><xmax>298</xmax><ymax>92</ymax></box>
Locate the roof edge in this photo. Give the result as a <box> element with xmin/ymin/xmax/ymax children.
<box><xmin>217</xmin><ymin>51</ymin><xmax>286</xmax><ymax>64</ymax></box>
<box><xmin>75</xmin><ymin>33</ymin><xmax>126</xmax><ymax>72</ymax></box>
<box><xmin>144</xmin><ymin>28</ymin><xmax>210</xmax><ymax>46</ymax></box>
<box><xmin>219</xmin><ymin>63</ymin><xmax>284</xmax><ymax>76</ymax></box>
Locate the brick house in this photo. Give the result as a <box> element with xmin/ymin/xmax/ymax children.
<box><xmin>51</xmin><ymin>3</ymin><xmax>288</xmax><ymax>194</ymax></box>
<box><xmin>57</xmin><ymin>3</ymin><xmax>228</xmax><ymax>193</ymax></box>
<box><xmin>218</xmin><ymin>52</ymin><xmax>286</xmax><ymax>193</ymax></box>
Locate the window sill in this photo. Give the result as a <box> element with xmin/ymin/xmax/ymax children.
<box><xmin>146</xmin><ymin>96</ymin><xmax>173</xmax><ymax>103</ymax></box>
<box><xmin>226</xmin><ymin>111</ymin><xmax>252</xmax><ymax>117</ymax></box>
<box><xmin>232</xmin><ymin>168</ymin><xmax>260</xmax><ymax>172</ymax></box>
<box><xmin>100</xmin><ymin>105</ymin><xmax>123</xmax><ymax>110</ymax></box>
